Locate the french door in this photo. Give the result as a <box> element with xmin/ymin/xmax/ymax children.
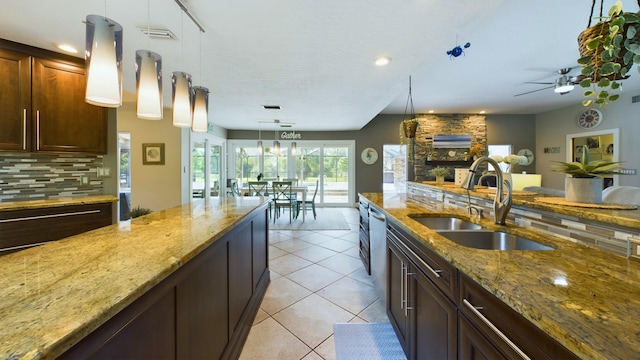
<box><xmin>229</xmin><ymin>140</ymin><xmax>354</xmax><ymax>206</ymax></box>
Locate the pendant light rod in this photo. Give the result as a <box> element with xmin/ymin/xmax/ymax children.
<box><xmin>174</xmin><ymin>0</ymin><xmax>205</xmax><ymax>33</ymax></box>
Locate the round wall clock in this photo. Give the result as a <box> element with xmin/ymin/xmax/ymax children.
<box><xmin>517</xmin><ymin>148</ymin><xmax>534</xmax><ymax>166</ymax></box>
<box><xmin>577</xmin><ymin>109</ymin><xmax>603</xmax><ymax>129</ymax></box>
<box><xmin>361</xmin><ymin>148</ymin><xmax>378</xmax><ymax>165</ymax></box>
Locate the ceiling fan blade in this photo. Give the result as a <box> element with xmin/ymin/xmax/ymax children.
<box><xmin>524</xmin><ymin>81</ymin><xmax>554</xmax><ymax>85</ymax></box>
<box><xmin>514</xmin><ymin>85</ymin><xmax>555</xmax><ymax>97</ymax></box>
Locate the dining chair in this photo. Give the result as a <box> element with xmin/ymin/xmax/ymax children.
<box><xmin>272</xmin><ymin>181</ymin><xmax>297</xmax><ymax>223</ymax></box>
<box><xmin>248</xmin><ymin>181</ymin><xmax>269</xmax><ymax>196</ymax></box>
<box><xmin>297</xmin><ymin>179</ymin><xmax>319</xmax><ymax>220</ymax></box>
<box><xmin>226</xmin><ymin>179</ymin><xmax>242</xmax><ymax>197</ymax></box>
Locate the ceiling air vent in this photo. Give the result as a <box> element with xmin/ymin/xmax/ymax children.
<box><xmin>138</xmin><ymin>28</ymin><xmax>177</xmax><ymax>39</ymax></box>
<box><xmin>262</xmin><ymin>105</ymin><xmax>281</xmax><ymax>110</ymax></box>
<box><xmin>631</xmin><ymin>94</ymin><xmax>640</xmax><ymax>104</ymax></box>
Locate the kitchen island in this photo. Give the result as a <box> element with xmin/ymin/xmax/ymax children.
<box><xmin>0</xmin><ymin>196</ymin><xmax>270</xmax><ymax>359</ymax></box>
<box><xmin>360</xmin><ymin>184</ymin><xmax>640</xmax><ymax>359</ymax></box>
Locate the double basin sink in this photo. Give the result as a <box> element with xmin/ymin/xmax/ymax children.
<box><xmin>409</xmin><ymin>216</ymin><xmax>554</xmax><ymax>251</ymax></box>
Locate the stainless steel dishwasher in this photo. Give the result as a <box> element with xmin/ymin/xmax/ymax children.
<box><xmin>368</xmin><ymin>207</ymin><xmax>387</xmax><ymax>305</ymax></box>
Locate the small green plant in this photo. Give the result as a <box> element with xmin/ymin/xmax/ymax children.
<box><xmin>130</xmin><ymin>206</ymin><xmax>152</xmax><ymax>218</ymax></box>
<box><xmin>429</xmin><ymin>166</ymin><xmax>450</xmax><ymax>178</ymax></box>
<box><xmin>578</xmin><ymin>0</ymin><xmax>640</xmax><ymax>107</ymax></box>
<box><xmin>551</xmin><ymin>145</ymin><xmax>623</xmax><ymax>178</ymax></box>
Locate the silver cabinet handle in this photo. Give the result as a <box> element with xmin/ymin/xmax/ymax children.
<box><xmin>370</xmin><ymin>211</ymin><xmax>385</xmax><ymax>221</ymax></box>
<box><xmin>393</xmin><ymin>232</ymin><xmax>441</xmax><ymax>278</ymax></box>
<box><xmin>36</xmin><ymin>110</ymin><xmax>40</xmax><ymax>150</ymax></box>
<box><xmin>22</xmin><ymin>109</ymin><xmax>27</xmax><ymax>150</ymax></box>
<box><xmin>0</xmin><ymin>210</ymin><xmax>101</xmax><ymax>223</ymax></box>
<box><xmin>462</xmin><ymin>299</ymin><xmax>531</xmax><ymax>360</ymax></box>
<box><xmin>400</xmin><ymin>261</ymin><xmax>405</xmax><ymax>311</ymax></box>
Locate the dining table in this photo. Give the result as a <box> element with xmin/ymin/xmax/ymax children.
<box><xmin>240</xmin><ymin>185</ymin><xmax>309</xmax><ymax>222</ymax></box>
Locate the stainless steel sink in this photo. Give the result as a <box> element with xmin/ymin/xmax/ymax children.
<box><xmin>409</xmin><ymin>216</ymin><xmax>483</xmax><ymax>230</ymax></box>
<box><xmin>437</xmin><ymin>230</ymin><xmax>554</xmax><ymax>251</ymax></box>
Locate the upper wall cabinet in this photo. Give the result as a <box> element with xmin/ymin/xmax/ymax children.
<box><xmin>0</xmin><ymin>40</ymin><xmax>107</xmax><ymax>154</ymax></box>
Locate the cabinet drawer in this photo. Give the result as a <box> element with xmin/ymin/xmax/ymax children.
<box><xmin>386</xmin><ymin>221</ymin><xmax>457</xmax><ymax>301</ymax></box>
<box><xmin>459</xmin><ymin>273</ymin><xmax>578</xmax><ymax>360</ymax></box>
<box><xmin>0</xmin><ymin>202</ymin><xmax>113</xmax><ymax>251</ymax></box>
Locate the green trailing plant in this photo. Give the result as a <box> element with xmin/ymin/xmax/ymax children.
<box><xmin>429</xmin><ymin>166</ymin><xmax>450</xmax><ymax>178</ymax></box>
<box><xmin>130</xmin><ymin>206</ymin><xmax>152</xmax><ymax>218</ymax></box>
<box><xmin>551</xmin><ymin>145</ymin><xmax>623</xmax><ymax>178</ymax></box>
<box><xmin>578</xmin><ymin>0</ymin><xmax>640</xmax><ymax>107</ymax></box>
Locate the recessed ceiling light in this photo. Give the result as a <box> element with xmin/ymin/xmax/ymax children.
<box><xmin>374</xmin><ymin>56</ymin><xmax>392</xmax><ymax>66</ymax></box>
<box><xmin>479</xmin><ymin>110</ymin><xmax>486</xmax><ymax>114</ymax></box>
<box><xmin>428</xmin><ymin>110</ymin><xmax>435</xmax><ymax>114</ymax></box>
<box><xmin>57</xmin><ymin>44</ymin><xmax>78</xmax><ymax>53</ymax></box>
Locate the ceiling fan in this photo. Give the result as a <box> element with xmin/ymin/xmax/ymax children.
<box><xmin>514</xmin><ymin>68</ymin><xmax>579</xmax><ymax>97</ymax></box>
<box><xmin>257</xmin><ymin>119</ymin><xmax>296</xmax><ymax>128</ymax></box>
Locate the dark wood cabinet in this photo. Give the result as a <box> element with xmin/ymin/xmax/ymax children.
<box><xmin>387</xmin><ymin>221</ymin><xmax>457</xmax><ymax>360</ymax></box>
<box><xmin>385</xmin><ymin>219</ymin><xmax>577</xmax><ymax>360</ymax></box>
<box><xmin>0</xmin><ymin>202</ymin><xmax>113</xmax><ymax>253</ymax></box>
<box><xmin>0</xmin><ymin>39</ymin><xmax>107</xmax><ymax>154</ymax></box>
<box><xmin>60</xmin><ymin>205</ymin><xmax>270</xmax><ymax>360</ymax></box>
<box><xmin>176</xmin><ymin>241</ymin><xmax>229</xmax><ymax>359</ymax></box>
<box><xmin>459</xmin><ymin>274</ymin><xmax>579</xmax><ymax>360</ymax></box>
<box><xmin>0</xmin><ymin>47</ymin><xmax>31</xmax><ymax>151</ymax></box>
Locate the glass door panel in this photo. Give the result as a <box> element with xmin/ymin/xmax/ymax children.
<box><xmin>235</xmin><ymin>147</ymin><xmax>260</xmax><ymax>187</ymax></box>
<box><xmin>323</xmin><ymin>146</ymin><xmax>349</xmax><ymax>204</ymax></box>
<box><xmin>209</xmin><ymin>145</ymin><xmax>221</xmax><ymax>197</ymax></box>
<box><xmin>192</xmin><ymin>141</ymin><xmax>205</xmax><ymax>198</ymax></box>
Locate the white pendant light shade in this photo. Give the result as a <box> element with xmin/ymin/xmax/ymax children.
<box><xmin>172</xmin><ymin>71</ymin><xmax>193</xmax><ymax>127</ymax></box>
<box><xmin>192</xmin><ymin>86</ymin><xmax>209</xmax><ymax>133</ymax></box>
<box><xmin>257</xmin><ymin>140</ymin><xmax>263</xmax><ymax>155</ymax></box>
<box><xmin>135</xmin><ymin>50</ymin><xmax>163</xmax><ymax>120</ymax></box>
<box><xmin>291</xmin><ymin>141</ymin><xmax>297</xmax><ymax>155</ymax></box>
<box><xmin>85</xmin><ymin>15</ymin><xmax>123</xmax><ymax>107</ymax></box>
<box><xmin>273</xmin><ymin>140</ymin><xmax>280</xmax><ymax>156</ymax></box>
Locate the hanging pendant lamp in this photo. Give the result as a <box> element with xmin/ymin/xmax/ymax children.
<box><xmin>85</xmin><ymin>15</ymin><xmax>123</xmax><ymax>107</ymax></box>
<box><xmin>291</xmin><ymin>141</ymin><xmax>297</xmax><ymax>155</ymax></box>
<box><xmin>192</xmin><ymin>86</ymin><xmax>209</xmax><ymax>132</ymax></box>
<box><xmin>257</xmin><ymin>129</ymin><xmax>263</xmax><ymax>155</ymax></box>
<box><xmin>172</xmin><ymin>71</ymin><xmax>193</xmax><ymax>127</ymax></box>
<box><xmin>273</xmin><ymin>130</ymin><xmax>280</xmax><ymax>156</ymax></box>
<box><xmin>135</xmin><ymin>50</ymin><xmax>163</xmax><ymax>119</ymax></box>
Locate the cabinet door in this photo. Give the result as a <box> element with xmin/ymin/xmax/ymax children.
<box><xmin>410</xmin><ymin>265</ymin><xmax>457</xmax><ymax>360</ymax></box>
<box><xmin>0</xmin><ymin>48</ymin><xmax>31</xmax><ymax>151</ymax></box>
<box><xmin>458</xmin><ymin>315</ymin><xmax>508</xmax><ymax>360</ymax></box>
<box><xmin>229</xmin><ymin>221</ymin><xmax>254</xmax><ymax>334</ymax></box>
<box><xmin>32</xmin><ymin>57</ymin><xmax>107</xmax><ymax>154</ymax></box>
<box><xmin>252</xmin><ymin>208</ymin><xmax>268</xmax><ymax>290</ymax></box>
<box><xmin>176</xmin><ymin>242</ymin><xmax>229</xmax><ymax>359</ymax></box>
<box><xmin>387</xmin><ymin>236</ymin><xmax>410</xmax><ymax>356</ymax></box>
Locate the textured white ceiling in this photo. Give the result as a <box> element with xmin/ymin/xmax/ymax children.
<box><xmin>1</xmin><ymin>0</ymin><xmax>639</xmax><ymax>131</ymax></box>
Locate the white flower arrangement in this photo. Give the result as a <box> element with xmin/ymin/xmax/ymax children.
<box><xmin>503</xmin><ymin>154</ymin><xmax>528</xmax><ymax>165</ymax></box>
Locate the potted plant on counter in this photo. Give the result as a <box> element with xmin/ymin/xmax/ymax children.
<box><xmin>551</xmin><ymin>145</ymin><xmax>624</xmax><ymax>203</ymax></box>
<box><xmin>429</xmin><ymin>166</ymin><xmax>450</xmax><ymax>184</ymax></box>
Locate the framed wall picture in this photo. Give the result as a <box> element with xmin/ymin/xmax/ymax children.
<box><xmin>142</xmin><ymin>143</ymin><xmax>165</xmax><ymax>165</ymax></box>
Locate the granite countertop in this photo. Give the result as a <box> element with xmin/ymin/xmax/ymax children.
<box><xmin>0</xmin><ymin>196</ymin><xmax>268</xmax><ymax>360</ymax></box>
<box><xmin>0</xmin><ymin>195</ymin><xmax>118</xmax><ymax>212</ymax></box>
<box><xmin>360</xmin><ymin>191</ymin><xmax>640</xmax><ymax>359</ymax></box>
<box><xmin>415</xmin><ymin>181</ymin><xmax>640</xmax><ymax>229</ymax></box>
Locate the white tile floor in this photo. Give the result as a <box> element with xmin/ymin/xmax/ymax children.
<box><xmin>239</xmin><ymin>207</ymin><xmax>389</xmax><ymax>360</ymax></box>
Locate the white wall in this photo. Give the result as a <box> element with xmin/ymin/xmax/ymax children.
<box><xmin>536</xmin><ymin>94</ymin><xmax>640</xmax><ymax>189</ymax></box>
<box><xmin>117</xmin><ymin>102</ymin><xmax>183</xmax><ymax>212</ymax></box>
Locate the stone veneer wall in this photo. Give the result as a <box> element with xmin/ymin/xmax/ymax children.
<box><xmin>412</xmin><ymin>114</ymin><xmax>486</xmax><ymax>181</ymax></box>
<box><xmin>0</xmin><ymin>153</ymin><xmax>104</xmax><ymax>202</ymax></box>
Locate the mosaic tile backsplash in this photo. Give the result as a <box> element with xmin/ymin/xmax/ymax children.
<box><xmin>0</xmin><ymin>153</ymin><xmax>104</xmax><ymax>202</ymax></box>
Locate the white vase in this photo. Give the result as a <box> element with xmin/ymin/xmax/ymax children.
<box><xmin>565</xmin><ymin>177</ymin><xmax>602</xmax><ymax>204</ymax></box>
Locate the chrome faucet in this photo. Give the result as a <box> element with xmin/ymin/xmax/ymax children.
<box><xmin>460</xmin><ymin>157</ymin><xmax>512</xmax><ymax>225</ymax></box>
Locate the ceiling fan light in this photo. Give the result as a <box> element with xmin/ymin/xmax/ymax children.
<box><xmin>85</xmin><ymin>15</ymin><xmax>123</xmax><ymax>108</ymax></box>
<box><xmin>135</xmin><ymin>50</ymin><xmax>163</xmax><ymax>120</ymax></box>
<box><xmin>192</xmin><ymin>86</ymin><xmax>209</xmax><ymax>133</ymax></box>
<box><xmin>172</xmin><ymin>71</ymin><xmax>193</xmax><ymax>128</ymax></box>
<box><xmin>555</xmin><ymin>84</ymin><xmax>574</xmax><ymax>93</ymax></box>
